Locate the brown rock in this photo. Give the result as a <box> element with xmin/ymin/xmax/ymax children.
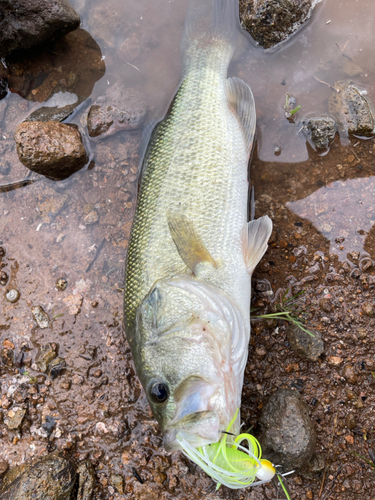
<box><xmin>286</xmin><ymin>325</ymin><xmax>324</xmax><ymax>362</ymax></box>
<box><xmin>14</xmin><ymin>121</ymin><xmax>87</xmax><ymax>180</ymax></box>
<box><xmin>87</xmin><ymin>83</ymin><xmax>148</xmax><ymax>139</ymax></box>
<box><xmin>345</xmin><ymin>414</ymin><xmax>357</xmax><ymax>430</ymax></box>
<box><xmin>319</xmin><ymin>297</ymin><xmax>333</xmax><ymax>313</ymax></box>
<box><xmin>361</xmin><ymin>302</ymin><xmax>375</xmax><ymax>317</ymax></box>
<box><xmin>328</xmin><ymin>356</ymin><xmax>343</xmax><ymax>366</ymax></box>
<box><xmin>343</xmin><ymin>365</ymin><xmax>358</xmax><ymax>384</ymax></box>
<box><xmin>0</xmin><ymin>459</ymin><xmax>9</xmax><ymax>477</ymax></box>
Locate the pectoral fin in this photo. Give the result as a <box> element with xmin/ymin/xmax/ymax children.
<box><xmin>226</xmin><ymin>77</ymin><xmax>256</xmax><ymax>156</ymax></box>
<box><xmin>241</xmin><ymin>215</ymin><xmax>273</xmax><ymax>274</ymax></box>
<box><xmin>167</xmin><ymin>213</ymin><xmax>217</xmax><ymax>273</ymax></box>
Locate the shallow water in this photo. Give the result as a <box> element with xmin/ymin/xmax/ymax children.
<box><xmin>1</xmin><ymin>0</ymin><xmax>375</xmax><ymax>498</ymax></box>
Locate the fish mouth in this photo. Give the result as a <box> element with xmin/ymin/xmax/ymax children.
<box><xmin>163</xmin><ymin>410</ymin><xmax>221</xmax><ymax>451</ymax></box>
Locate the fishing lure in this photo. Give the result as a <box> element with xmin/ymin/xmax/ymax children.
<box><xmin>178</xmin><ymin>409</ymin><xmax>280</xmax><ymax>490</ymax></box>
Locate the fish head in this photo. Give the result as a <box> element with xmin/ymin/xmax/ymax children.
<box><xmin>135</xmin><ymin>276</ymin><xmax>248</xmax><ymax>451</ymax></box>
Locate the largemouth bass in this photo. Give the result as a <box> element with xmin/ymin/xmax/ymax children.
<box><xmin>124</xmin><ymin>0</ymin><xmax>272</xmax><ymax>452</ymax></box>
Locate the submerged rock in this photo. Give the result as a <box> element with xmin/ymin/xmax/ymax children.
<box><xmin>25</xmin><ymin>92</ymin><xmax>85</xmax><ymax>123</ymax></box>
<box><xmin>14</xmin><ymin>121</ymin><xmax>88</xmax><ymax>180</ymax></box>
<box><xmin>329</xmin><ymin>80</ymin><xmax>375</xmax><ymax>144</ymax></box>
<box><xmin>5</xmin><ymin>407</ymin><xmax>26</xmax><ymax>430</ymax></box>
<box><xmin>259</xmin><ymin>388</ymin><xmax>316</xmax><ymax>469</ymax></box>
<box><xmin>0</xmin><ymin>452</ymin><xmax>77</xmax><ymax>500</ymax></box>
<box><xmin>286</xmin><ymin>324</ymin><xmax>324</xmax><ymax>361</ymax></box>
<box><xmin>240</xmin><ymin>0</ymin><xmax>322</xmax><ymax>49</ymax></box>
<box><xmin>0</xmin><ymin>29</ymin><xmax>105</xmax><ymax>103</ymax></box>
<box><xmin>34</xmin><ymin>343</ymin><xmax>57</xmax><ymax>373</ymax></box>
<box><xmin>0</xmin><ymin>0</ymin><xmax>80</xmax><ymax>58</ymax></box>
<box><xmin>31</xmin><ymin>305</ymin><xmax>51</xmax><ymax>329</ymax></box>
<box><xmin>87</xmin><ymin>82</ymin><xmax>148</xmax><ymax>139</ymax></box>
<box><xmin>301</xmin><ymin>116</ymin><xmax>336</xmax><ymax>151</ymax></box>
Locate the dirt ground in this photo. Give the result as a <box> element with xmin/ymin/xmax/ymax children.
<box><xmin>1</xmin><ymin>0</ymin><xmax>375</xmax><ymax>499</ymax></box>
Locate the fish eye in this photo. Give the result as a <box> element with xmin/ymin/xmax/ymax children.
<box><xmin>149</xmin><ymin>381</ymin><xmax>169</xmax><ymax>404</ymax></box>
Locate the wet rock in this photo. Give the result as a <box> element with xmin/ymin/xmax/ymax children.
<box><xmin>329</xmin><ymin>81</ymin><xmax>375</xmax><ymax>144</ymax></box>
<box><xmin>88</xmin><ymin>1</ymin><xmax>125</xmax><ymax>48</ymax></box>
<box><xmin>343</xmin><ymin>365</ymin><xmax>358</xmax><ymax>384</ymax></box>
<box><xmin>87</xmin><ymin>83</ymin><xmax>148</xmax><ymax>139</ymax></box>
<box><xmin>49</xmin><ymin>357</ymin><xmax>66</xmax><ymax>379</ymax></box>
<box><xmin>77</xmin><ymin>461</ymin><xmax>95</xmax><ymax>500</ymax></box>
<box><xmin>110</xmin><ymin>473</ymin><xmax>124</xmax><ymax>495</ymax></box>
<box><xmin>63</xmin><ymin>293</ymin><xmax>83</xmax><ymax>315</ymax></box>
<box><xmin>0</xmin><ymin>29</ymin><xmax>105</xmax><ymax>102</ymax></box>
<box><xmin>361</xmin><ymin>302</ymin><xmax>374</xmax><ymax>317</ymax></box>
<box><xmin>0</xmin><ymin>0</ymin><xmax>80</xmax><ymax>58</ymax></box>
<box><xmin>25</xmin><ymin>92</ymin><xmax>85</xmax><ymax>123</ymax></box>
<box><xmin>0</xmin><ymin>459</ymin><xmax>9</xmax><ymax>477</ymax></box>
<box><xmin>34</xmin><ymin>343</ymin><xmax>57</xmax><ymax>373</ymax></box>
<box><xmin>14</xmin><ymin>121</ymin><xmax>88</xmax><ymax>181</ymax></box>
<box><xmin>259</xmin><ymin>388</ymin><xmax>316</xmax><ymax>469</ymax></box>
<box><xmin>6</xmin><ymin>407</ymin><xmax>26</xmax><ymax>430</ymax></box>
<box><xmin>319</xmin><ymin>297</ymin><xmax>333</xmax><ymax>313</ymax></box>
<box><xmin>5</xmin><ymin>289</ymin><xmax>20</xmax><ymax>303</ymax></box>
<box><xmin>286</xmin><ymin>324</ymin><xmax>324</xmax><ymax>361</ymax></box>
<box><xmin>84</xmin><ymin>210</ymin><xmax>99</xmax><ymax>225</ymax></box>
<box><xmin>240</xmin><ymin>0</ymin><xmax>322</xmax><ymax>49</ymax></box>
<box><xmin>0</xmin><ymin>451</ymin><xmax>77</xmax><ymax>500</ymax></box>
<box><xmin>117</xmin><ymin>36</ymin><xmax>141</xmax><ymax>63</ymax></box>
<box><xmin>31</xmin><ymin>305</ymin><xmax>51</xmax><ymax>329</ymax></box>
<box><xmin>345</xmin><ymin>414</ymin><xmax>357</xmax><ymax>430</ymax></box>
<box><xmin>301</xmin><ymin>116</ymin><xmax>336</xmax><ymax>151</ymax></box>
<box><xmin>55</xmin><ymin>278</ymin><xmax>68</xmax><ymax>291</ymax></box>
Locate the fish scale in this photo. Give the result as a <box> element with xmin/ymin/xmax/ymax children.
<box><xmin>125</xmin><ymin>52</ymin><xmax>249</xmax><ymax>338</ymax></box>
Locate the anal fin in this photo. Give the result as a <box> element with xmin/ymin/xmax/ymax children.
<box><xmin>226</xmin><ymin>77</ymin><xmax>256</xmax><ymax>156</ymax></box>
<box><xmin>241</xmin><ymin>215</ymin><xmax>273</xmax><ymax>274</ymax></box>
<box><xmin>167</xmin><ymin>213</ymin><xmax>217</xmax><ymax>274</ymax></box>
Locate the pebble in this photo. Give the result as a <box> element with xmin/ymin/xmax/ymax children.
<box><xmin>0</xmin><ymin>271</ymin><xmax>8</xmax><ymax>285</ymax></box>
<box><xmin>31</xmin><ymin>305</ymin><xmax>50</xmax><ymax>329</ymax></box>
<box><xmin>6</xmin><ymin>408</ymin><xmax>26</xmax><ymax>430</ymax></box>
<box><xmin>361</xmin><ymin>302</ymin><xmax>374</xmax><ymax>317</ymax></box>
<box><xmin>343</xmin><ymin>365</ymin><xmax>358</xmax><ymax>384</ymax></box>
<box><xmin>319</xmin><ymin>297</ymin><xmax>333</xmax><ymax>313</ymax></box>
<box><xmin>259</xmin><ymin>388</ymin><xmax>316</xmax><ymax>470</ymax></box>
<box><xmin>49</xmin><ymin>357</ymin><xmax>66</xmax><ymax>379</ymax></box>
<box><xmin>328</xmin><ymin>356</ymin><xmax>343</xmax><ymax>366</ymax></box>
<box><xmin>84</xmin><ymin>210</ymin><xmax>99</xmax><ymax>225</ymax></box>
<box><xmin>34</xmin><ymin>343</ymin><xmax>57</xmax><ymax>373</ymax></box>
<box><xmin>345</xmin><ymin>414</ymin><xmax>357</xmax><ymax>429</ymax></box>
<box><xmin>347</xmin><ymin>155</ymin><xmax>356</xmax><ymax>164</ymax></box>
<box><xmin>0</xmin><ymin>348</ymin><xmax>14</xmax><ymax>367</ymax></box>
<box><xmin>286</xmin><ymin>324</ymin><xmax>324</xmax><ymax>362</ymax></box>
<box><xmin>55</xmin><ymin>278</ymin><xmax>68</xmax><ymax>291</ymax></box>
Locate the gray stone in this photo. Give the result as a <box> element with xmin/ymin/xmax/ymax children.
<box><xmin>329</xmin><ymin>80</ymin><xmax>375</xmax><ymax>144</ymax></box>
<box><xmin>240</xmin><ymin>0</ymin><xmax>322</xmax><ymax>49</ymax></box>
<box><xmin>0</xmin><ymin>0</ymin><xmax>80</xmax><ymax>58</ymax></box>
<box><xmin>0</xmin><ymin>451</ymin><xmax>77</xmax><ymax>500</ymax></box>
<box><xmin>301</xmin><ymin>116</ymin><xmax>336</xmax><ymax>151</ymax></box>
<box><xmin>286</xmin><ymin>324</ymin><xmax>324</xmax><ymax>361</ymax></box>
<box><xmin>14</xmin><ymin>121</ymin><xmax>88</xmax><ymax>181</ymax></box>
<box><xmin>6</xmin><ymin>408</ymin><xmax>26</xmax><ymax>430</ymax></box>
<box><xmin>259</xmin><ymin>388</ymin><xmax>316</xmax><ymax>470</ymax></box>
<box><xmin>25</xmin><ymin>92</ymin><xmax>86</xmax><ymax>123</ymax></box>
<box><xmin>87</xmin><ymin>82</ymin><xmax>148</xmax><ymax>139</ymax></box>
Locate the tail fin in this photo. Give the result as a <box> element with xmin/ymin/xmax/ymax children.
<box><xmin>181</xmin><ymin>0</ymin><xmax>239</xmax><ymax>67</ymax></box>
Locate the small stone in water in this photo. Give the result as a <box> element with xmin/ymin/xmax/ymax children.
<box><xmin>110</xmin><ymin>474</ymin><xmax>124</xmax><ymax>495</ymax></box>
<box><xmin>31</xmin><ymin>305</ymin><xmax>50</xmax><ymax>328</ymax></box>
<box><xmin>84</xmin><ymin>210</ymin><xmax>99</xmax><ymax>225</ymax></box>
<box><xmin>34</xmin><ymin>343</ymin><xmax>57</xmax><ymax>373</ymax></box>
<box><xmin>49</xmin><ymin>357</ymin><xmax>66</xmax><ymax>379</ymax></box>
<box><xmin>6</xmin><ymin>289</ymin><xmax>20</xmax><ymax>303</ymax></box>
<box><xmin>55</xmin><ymin>278</ymin><xmax>68</xmax><ymax>291</ymax></box>
<box><xmin>345</xmin><ymin>414</ymin><xmax>357</xmax><ymax>430</ymax></box>
<box><xmin>0</xmin><ymin>271</ymin><xmax>8</xmax><ymax>285</ymax></box>
<box><xmin>361</xmin><ymin>302</ymin><xmax>374</xmax><ymax>317</ymax></box>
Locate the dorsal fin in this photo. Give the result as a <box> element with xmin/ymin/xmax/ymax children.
<box><xmin>167</xmin><ymin>213</ymin><xmax>217</xmax><ymax>274</ymax></box>
<box><xmin>226</xmin><ymin>77</ymin><xmax>256</xmax><ymax>156</ymax></box>
<box><xmin>241</xmin><ymin>215</ymin><xmax>273</xmax><ymax>274</ymax></box>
